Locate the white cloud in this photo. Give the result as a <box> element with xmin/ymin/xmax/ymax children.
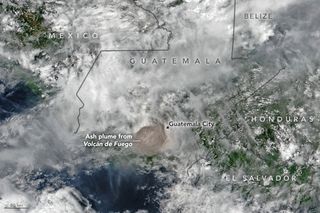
<box><xmin>30</xmin><ymin>187</ymin><xmax>95</xmax><ymax>213</ymax></box>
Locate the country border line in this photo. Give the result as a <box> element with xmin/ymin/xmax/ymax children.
<box><xmin>186</xmin><ymin>67</ymin><xmax>285</xmax><ymax>178</ymax></box>
<box><xmin>74</xmin><ymin>49</ymin><xmax>171</xmax><ymax>134</ymax></box>
<box><xmin>75</xmin><ymin>51</ymin><xmax>102</xmax><ymax>134</ymax></box>
<box><xmin>231</xmin><ymin>0</ymin><xmax>248</xmax><ymax>60</ymax></box>
<box><xmin>133</xmin><ymin>0</ymin><xmax>173</xmax><ymax>50</ymax></box>
<box><xmin>237</xmin><ymin>66</ymin><xmax>285</xmax><ymax>103</ymax></box>
<box><xmin>74</xmin><ymin>1</ymin><xmax>173</xmax><ymax>133</ymax></box>
<box><xmin>187</xmin><ymin>1</ymin><xmax>285</xmax><ymax>177</ymax></box>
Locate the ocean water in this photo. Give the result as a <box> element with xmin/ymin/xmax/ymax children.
<box><xmin>27</xmin><ymin>165</ymin><xmax>173</xmax><ymax>213</ymax></box>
